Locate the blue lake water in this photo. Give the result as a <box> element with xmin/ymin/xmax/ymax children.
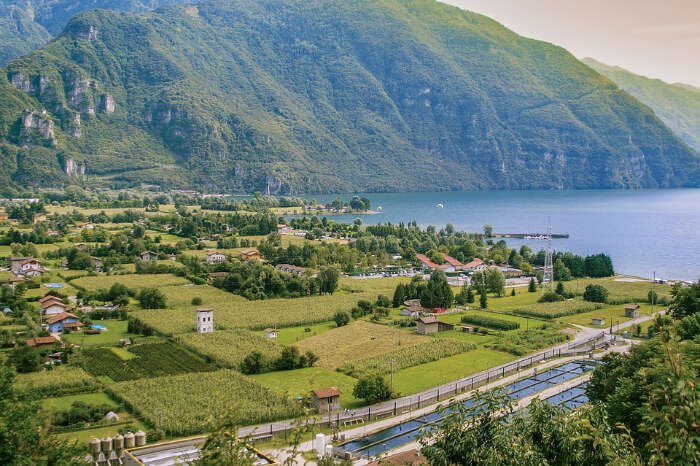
<box><xmin>303</xmin><ymin>189</ymin><xmax>700</xmax><ymax>281</ymax></box>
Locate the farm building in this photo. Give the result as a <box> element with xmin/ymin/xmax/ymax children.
<box><xmin>240</xmin><ymin>250</ymin><xmax>262</xmax><ymax>262</ymax></box>
<box><xmin>311</xmin><ymin>387</ymin><xmax>341</xmax><ymax>413</ymax></box>
<box><xmin>275</xmin><ymin>264</ymin><xmax>306</xmax><ymax>275</ymax></box>
<box><xmin>25</xmin><ymin>336</ymin><xmax>59</xmax><ymax>348</ymax></box>
<box><xmin>206</xmin><ymin>251</ymin><xmax>226</xmax><ymax>264</ymax></box>
<box><xmin>264</xmin><ymin>328</ymin><xmax>278</xmax><ymax>339</ymax></box>
<box><xmin>624</xmin><ymin>304</ymin><xmax>640</xmax><ymax>318</ymax></box>
<box><xmin>277</xmin><ymin>224</ymin><xmax>290</xmax><ymax>235</ymax></box>
<box><xmin>46</xmin><ymin>312</ymin><xmax>82</xmax><ymax>333</ymax></box>
<box><xmin>140</xmin><ymin>251</ymin><xmax>158</xmax><ymax>262</ymax></box>
<box><xmin>591</xmin><ymin>317</ymin><xmax>606</xmax><ymax>326</ymax></box>
<box><xmin>417</xmin><ymin>316</ymin><xmax>454</xmax><ymax>335</ymax></box>
<box><xmin>197</xmin><ymin>308</ymin><xmax>214</xmax><ymax>333</ymax></box>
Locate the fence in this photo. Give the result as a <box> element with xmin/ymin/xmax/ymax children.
<box><xmin>241</xmin><ymin>332</ymin><xmax>606</xmax><ymax>440</ymax></box>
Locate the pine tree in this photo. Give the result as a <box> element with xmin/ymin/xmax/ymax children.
<box><xmin>528</xmin><ymin>277</ymin><xmax>537</xmax><ymax>293</ymax></box>
<box><xmin>480</xmin><ymin>286</ymin><xmax>488</xmax><ymax>309</ymax></box>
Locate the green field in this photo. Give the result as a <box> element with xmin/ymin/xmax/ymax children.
<box><xmin>392</xmin><ymin>348</ymin><xmax>516</xmax><ymax>395</ymax></box>
<box><xmin>254</xmin><ymin>321</ymin><xmax>338</xmax><ymax>345</ymax></box>
<box><xmin>251</xmin><ymin>367</ymin><xmax>363</xmax><ymax>409</ymax></box>
<box><xmin>70</xmin><ymin>273</ymin><xmax>190</xmax><ymax>291</ymax></box>
<box><xmin>63</xmin><ymin>320</ymin><xmax>138</xmax><ymax>347</ymax></box>
<box><xmin>562</xmin><ymin>277</ymin><xmax>670</xmax><ymax>302</ymax></box>
<box><xmin>41</xmin><ymin>392</ymin><xmax>119</xmax><ymax>411</ymax></box>
<box><xmin>132</xmin><ymin>277</ymin><xmax>408</xmax><ymax>334</ymax></box>
<box><xmin>562</xmin><ymin>303</ymin><xmax>656</xmax><ymax>328</ymax></box>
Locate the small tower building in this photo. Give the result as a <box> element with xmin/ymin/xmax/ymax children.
<box><xmin>197</xmin><ymin>308</ymin><xmax>214</xmax><ymax>333</ymax></box>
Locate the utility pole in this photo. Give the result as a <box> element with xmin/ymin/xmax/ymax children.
<box><xmin>542</xmin><ymin>220</ymin><xmax>554</xmax><ymax>295</ymax></box>
<box><xmin>390</xmin><ymin>359</ymin><xmax>396</xmax><ymax>394</ymax></box>
<box><xmin>651</xmin><ymin>271</ymin><xmax>656</xmax><ymax>315</ymax></box>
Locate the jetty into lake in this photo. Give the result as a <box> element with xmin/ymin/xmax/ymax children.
<box><xmin>491</xmin><ymin>233</ymin><xmax>570</xmax><ymax>239</ymax></box>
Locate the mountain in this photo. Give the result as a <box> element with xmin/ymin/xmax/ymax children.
<box><xmin>0</xmin><ymin>0</ymin><xmax>193</xmax><ymax>65</ymax></box>
<box><xmin>1</xmin><ymin>0</ymin><xmax>698</xmax><ymax>194</ymax></box>
<box><xmin>582</xmin><ymin>58</ymin><xmax>700</xmax><ymax>153</ymax></box>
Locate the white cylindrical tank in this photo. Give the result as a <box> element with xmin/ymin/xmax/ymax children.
<box><xmin>325</xmin><ymin>444</ymin><xmax>334</xmax><ymax>459</ymax></box>
<box><xmin>135</xmin><ymin>430</ymin><xmax>147</xmax><ymax>447</ymax></box>
<box><xmin>89</xmin><ymin>437</ymin><xmax>101</xmax><ymax>457</ymax></box>
<box><xmin>101</xmin><ymin>437</ymin><xmax>113</xmax><ymax>454</ymax></box>
<box><xmin>124</xmin><ymin>432</ymin><xmax>135</xmax><ymax>449</ymax></box>
<box><xmin>112</xmin><ymin>434</ymin><xmax>124</xmax><ymax>452</ymax></box>
<box><xmin>314</xmin><ymin>433</ymin><xmax>326</xmax><ymax>457</ymax></box>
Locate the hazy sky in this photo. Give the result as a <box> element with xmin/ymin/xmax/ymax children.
<box><xmin>443</xmin><ymin>0</ymin><xmax>700</xmax><ymax>87</ymax></box>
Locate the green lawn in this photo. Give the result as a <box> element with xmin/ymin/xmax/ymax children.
<box><xmin>63</xmin><ymin>320</ymin><xmax>138</xmax><ymax>347</ymax></box>
<box><xmin>392</xmin><ymin>348</ymin><xmax>516</xmax><ymax>395</ymax></box>
<box><xmin>41</xmin><ymin>392</ymin><xmax>119</xmax><ymax>411</ymax></box>
<box><xmin>70</xmin><ymin>273</ymin><xmax>189</xmax><ymax>291</ymax></box>
<box><xmin>562</xmin><ymin>303</ymin><xmax>656</xmax><ymax>328</ymax></box>
<box><xmin>254</xmin><ymin>321</ymin><xmax>338</xmax><ymax>345</ymax></box>
<box><xmin>250</xmin><ymin>367</ymin><xmax>363</xmax><ymax>409</ymax></box>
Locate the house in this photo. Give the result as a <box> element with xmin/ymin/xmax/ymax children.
<box><xmin>310</xmin><ymin>387</ymin><xmax>341</xmax><ymax>413</ymax></box>
<box><xmin>47</xmin><ymin>312</ymin><xmax>81</xmax><ymax>333</ymax></box>
<box><xmin>275</xmin><ymin>264</ymin><xmax>306</xmax><ymax>275</ymax></box>
<box><xmin>441</xmin><ymin>253</ymin><xmax>463</xmax><ymax>272</ymax></box>
<box><xmin>264</xmin><ymin>328</ymin><xmax>278</xmax><ymax>339</ymax></box>
<box><xmin>415</xmin><ymin>253</ymin><xmax>441</xmax><ymax>270</ymax></box>
<box><xmin>417</xmin><ymin>316</ymin><xmax>454</xmax><ymax>335</ymax></box>
<box><xmin>140</xmin><ymin>250</ymin><xmax>158</xmax><ymax>262</ymax></box>
<box><xmin>492</xmin><ymin>264</ymin><xmax>523</xmax><ymax>278</ymax></box>
<box><xmin>25</xmin><ymin>336</ymin><xmax>59</xmax><ymax>348</ymax></box>
<box><xmin>92</xmin><ymin>257</ymin><xmax>103</xmax><ymax>269</ymax></box>
<box><xmin>277</xmin><ymin>224</ymin><xmax>290</xmax><ymax>235</ymax></box>
<box><xmin>40</xmin><ymin>296</ymin><xmax>68</xmax><ymax>316</ymax></box>
<box><xmin>624</xmin><ymin>304</ymin><xmax>640</xmax><ymax>318</ymax></box>
<box><xmin>197</xmin><ymin>308</ymin><xmax>214</xmax><ymax>333</ymax></box>
<box><xmin>167</xmin><ymin>253</ymin><xmax>177</xmax><ymax>261</ymax></box>
<box><xmin>461</xmin><ymin>325</ymin><xmax>475</xmax><ymax>333</ymax></box>
<box><xmin>10</xmin><ymin>257</ymin><xmax>41</xmax><ymax>275</ymax></box>
<box><xmin>591</xmin><ymin>317</ymin><xmax>606</xmax><ymax>326</ymax></box>
<box><xmin>400</xmin><ymin>307</ymin><xmax>422</xmax><ymax>317</ymax></box>
<box><xmin>240</xmin><ymin>250</ymin><xmax>262</xmax><ymax>262</ymax></box>
<box><xmin>463</xmin><ymin>258</ymin><xmax>487</xmax><ymax>273</ymax></box>
<box><xmin>206</xmin><ymin>251</ymin><xmax>226</xmax><ymax>265</ymax></box>
<box><xmin>207</xmin><ymin>272</ymin><xmax>228</xmax><ymax>283</ymax></box>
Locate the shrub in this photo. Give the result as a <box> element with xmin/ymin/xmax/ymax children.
<box><xmin>539</xmin><ymin>291</ymin><xmax>565</xmax><ymax>303</ymax></box>
<box><xmin>333</xmin><ymin>310</ymin><xmax>350</xmax><ymax>327</ymax></box>
<box><xmin>460</xmin><ymin>314</ymin><xmax>519</xmax><ymax>331</ymax></box>
<box><xmin>583</xmin><ymin>284</ymin><xmax>609</xmax><ymax>303</ymax></box>
<box><xmin>353</xmin><ymin>374</ymin><xmax>392</xmax><ymax>403</ymax></box>
<box><xmin>191</xmin><ymin>297</ymin><xmax>202</xmax><ymax>305</ymax></box>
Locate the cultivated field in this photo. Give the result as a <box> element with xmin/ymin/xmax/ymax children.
<box><xmin>109</xmin><ymin>369</ymin><xmax>303</xmax><ymax>435</ymax></box>
<box><xmin>294</xmin><ymin>320</ymin><xmax>428</xmax><ymax>369</ymax></box>
<box><xmin>176</xmin><ymin>329</ymin><xmax>283</xmax><ymax>369</ymax></box>
<box><xmin>71</xmin><ymin>273</ymin><xmax>189</xmax><ymax>291</ymax></box>
<box><xmin>512</xmin><ymin>300</ymin><xmax>603</xmax><ymax>319</ymax></box>
<box><xmin>14</xmin><ymin>366</ymin><xmax>98</xmax><ymax>397</ymax></box>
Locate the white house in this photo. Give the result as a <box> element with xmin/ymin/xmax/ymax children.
<box><xmin>140</xmin><ymin>251</ymin><xmax>158</xmax><ymax>262</ymax></box>
<box><xmin>264</xmin><ymin>328</ymin><xmax>278</xmax><ymax>339</ymax></box>
<box><xmin>206</xmin><ymin>251</ymin><xmax>226</xmax><ymax>265</ymax></box>
<box><xmin>40</xmin><ymin>296</ymin><xmax>68</xmax><ymax>316</ymax></box>
<box><xmin>277</xmin><ymin>224</ymin><xmax>290</xmax><ymax>235</ymax></box>
<box><xmin>197</xmin><ymin>308</ymin><xmax>214</xmax><ymax>333</ymax></box>
<box><xmin>463</xmin><ymin>258</ymin><xmax>487</xmax><ymax>273</ymax></box>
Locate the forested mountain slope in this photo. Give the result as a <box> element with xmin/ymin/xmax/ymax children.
<box><xmin>1</xmin><ymin>0</ymin><xmax>698</xmax><ymax>193</ymax></box>
<box><xmin>583</xmin><ymin>58</ymin><xmax>700</xmax><ymax>153</ymax></box>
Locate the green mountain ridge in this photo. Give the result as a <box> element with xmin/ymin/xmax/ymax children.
<box><xmin>582</xmin><ymin>58</ymin><xmax>700</xmax><ymax>153</ymax></box>
<box><xmin>0</xmin><ymin>0</ymin><xmax>698</xmax><ymax>194</ymax></box>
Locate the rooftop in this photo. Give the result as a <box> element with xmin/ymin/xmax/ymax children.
<box><xmin>312</xmin><ymin>387</ymin><xmax>341</xmax><ymax>399</ymax></box>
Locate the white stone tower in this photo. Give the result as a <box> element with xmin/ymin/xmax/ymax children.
<box><xmin>196</xmin><ymin>308</ymin><xmax>214</xmax><ymax>333</ymax></box>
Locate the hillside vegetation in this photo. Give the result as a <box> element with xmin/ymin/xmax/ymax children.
<box><xmin>583</xmin><ymin>58</ymin><xmax>700</xmax><ymax>152</ymax></box>
<box><xmin>1</xmin><ymin>0</ymin><xmax>698</xmax><ymax>193</ymax></box>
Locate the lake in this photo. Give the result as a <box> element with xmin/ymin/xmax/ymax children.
<box><xmin>304</xmin><ymin>189</ymin><xmax>700</xmax><ymax>281</ymax></box>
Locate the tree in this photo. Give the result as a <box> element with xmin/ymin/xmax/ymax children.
<box><xmin>9</xmin><ymin>345</ymin><xmax>42</xmax><ymax>373</ymax></box>
<box><xmin>0</xmin><ymin>364</ymin><xmax>84</xmax><ymax>464</ymax></box>
<box><xmin>137</xmin><ymin>287</ymin><xmax>166</xmax><ymax>309</ymax></box>
<box><xmin>584</xmin><ymin>254</ymin><xmax>615</xmax><ymax>277</ymax></box>
<box><xmin>480</xmin><ymin>286</ymin><xmax>488</xmax><ymax>309</ymax></box>
<box><xmin>528</xmin><ymin>277</ymin><xmax>537</xmax><ymax>293</ymax></box>
<box><xmin>353</xmin><ymin>374</ymin><xmax>391</xmax><ymax>403</ymax></box>
<box><xmin>583</xmin><ymin>284</ymin><xmax>609</xmax><ymax>303</ymax></box>
<box><xmin>68</xmin><ymin>250</ymin><xmax>93</xmax><ymax>270</ymax></box>
<box><xmin>392</xmin><ymin>284</ymin><xmax>406</xmax><ymax>307</ymax></box>
<box><xmin>420</xmin><ymin>270</ymin><xmax>453</xmax><ymax>309</ymax></box>
<box><xmin>275</xmin><ymin>346</ymin><xmax>301</xmax><ymax>370</ymax></box>
<box><xmin>376</xmin><ymin>294</ymin><xmax>391</xmax><ymax>308</ymax></box>
<box><xmin>333</xmin><ymin>311</ymin><xmax>350</xmax><ymax>327</ymax></box>
<box><xmin>510</xmin><ymin>288</ymin><xmax>516</xmax><ymax>296</ymax></box>
<box><xmin>555</xmin><ymin>281</ymin><xmax>565</xmax><ymax>295</ymax></box>
<box><xmin>553</xmin><ymin>258</ymin><xmax>571</xmax><ymax>281</ymax></box>
<box><xmin>318</xmin><ymin>267</ymin><xmax>339</xmax><ymax>294</ymax></box>
<box><xmin>485</xmin><ymin>268</ymin><xmax>505</xmax><ymax>297</ymax></box>
<box><xmin>240</xmin><ymin>351</ymin><xmax>266</xmax><ymax>374</ymax></box>
<box><xmin>483</xmin><ymin>224</ymin><xmax>493</xmax><ymax>237</ymax></box>
<box><xmin>669</xmin><ymin>283</ymin><xmax>700</xmax><ymax>319</ymax></box>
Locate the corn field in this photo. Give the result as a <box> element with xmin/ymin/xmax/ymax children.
<box><xmin>337</xmin><ymin>339</ymin><xmax>476</xmax><ymax>377</ymax></box>
<box><xmin>14</xmin><ymin>366</ymin><xmax>98</xmax><ymax>397</ymax></box>
<box><xmin>176</xmin><ymin>329</ymin><xmax>283</xmax><ymax>369</ymax></box>
<box><xmin>108</xmin><ymin>369</ymin><xmax>303</xmax><ymax>435</ymax></box>
<box><xmin>512</xmin><ymin>300</ymin><xmax>604</xmax><ymax>319</ymax></box>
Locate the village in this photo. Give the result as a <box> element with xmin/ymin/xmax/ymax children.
<box><xmin>0</xmin><ymin>195</ymin><xmax>684</xmax><ymax>465</ymax></box>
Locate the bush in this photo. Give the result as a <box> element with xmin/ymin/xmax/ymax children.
<box><xmin>138</xmin><ymin>288</ymin><xmax>166</xmax><ymax>309</ymax></box>
<box><xmin>333</xmin><ymin>311</ymin><xmax>350</xmax><ymax>327</ymax></box>
<box><xmin>191</xmin><ymin>297</ymin><xmax>202</xmax><ymax>306</ymax></box>
<box><xmin>353</xmin><ymin>374</ymin><xmax>392</xmax><ymax>403</ymax></box>
<box><xmin>583</xmin><ymin>284</ymin><xmax>609</xmax><ymax>303</ymax></box>
<box><xmin>376</xmin><ymin>294</ymin><xmax>391</xmax><ymax>307</ymax></box>
<box><xmin>539</xmin><ymin>291</ymin><xmax>565</xmax><ymax>303</ymax></box>
<box><xmin>460</xmin><ymin>314</ymin><xmax>519</xmax><ymax>331</ymax></box>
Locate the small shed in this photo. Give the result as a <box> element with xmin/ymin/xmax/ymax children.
<box><xmin>311</xmin><ymin>387</ymin><xmax>341</xmax><ymax>413</ymax></box>
<box><xmin>105</xmin><ymin>411</ymin><xmax>119</xmax><ymax>422</ymax></box>
<box><xmin>591</xmin><ymin>317</ymin><xmax>606</xmax><ymax>326</ymax></box>
<box><xmin>417</xmin><ymin>316</ymin><xmax>454</xmax><ymax>335</ymax></box>
<box><xmin>119</xmin><ymin>338</ymin><xmax>132</xmax><ymax>348</ymax></box>
<box><xmin>624</xmin><ymin>304</ymin><xmax>640</xmax><ymax>318</ymax></box>
<box><xmin>264</xmin><ymin>328</ymin><xmax>278</xmax><ymax>339</ymax></box>
<box><xmin>461</xmin><ymin>325</ymin><xmax>474</xmax><ymax>333</ymax></box>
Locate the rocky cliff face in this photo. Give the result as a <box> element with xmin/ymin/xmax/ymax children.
<box><xmin>20</xmin><ymin>110</ymin><xmax>56</xmax><ymax>147</ymax></box>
